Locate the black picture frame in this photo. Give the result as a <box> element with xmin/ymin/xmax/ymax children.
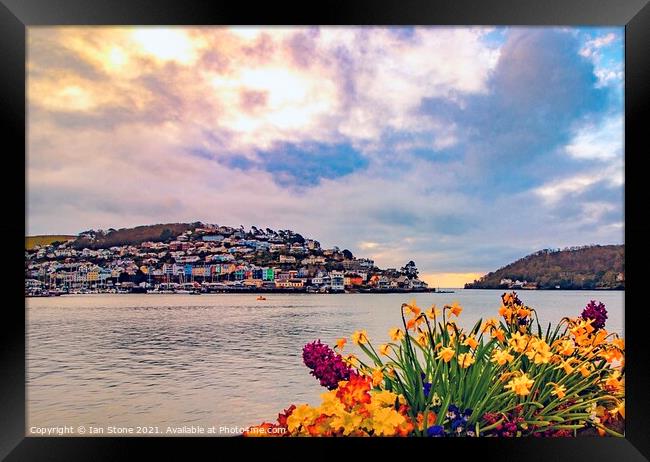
<box><xmin>2</xmin><ymin>0</ymin><xmax>648</xmax><ymax>460</ymax></box>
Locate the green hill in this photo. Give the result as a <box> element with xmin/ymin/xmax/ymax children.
<box><xmin>465</xmin><ymin>245</ymin><xmax>624</xmax><ymax>290</ymax></box>
<box><xmin>25</xmin><ymin>235</ymin><xmax>76</xmax><ymax>250</ymax></box>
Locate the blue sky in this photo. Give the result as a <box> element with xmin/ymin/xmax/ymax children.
<box><xmin>27</xmin><ymin>27</ymin><xmax>624</xmax><ymax>285</ymax></box>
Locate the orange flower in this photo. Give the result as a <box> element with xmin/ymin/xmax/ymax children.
<box><xmin>556</xmin><ymin>357</ymin><xmax>576</xmax><ymax>375</ymax></box>
<box><xmin>504</xmin><ymin>373</ymin><xmax>534</xmax><ymax>396</ymax></box>
<box><xmin>463</xmin><ymin>335</ymin><xmax>479</xmax><ymax>350</ymax></box>
<box><xmin>499</xmin><ymin>305</ymin><xmax>512</xmax><ymax>319</ymax></box>
<box><xmin>336</xmin><ymin>338</ymin><xmax>347</xmax><ymax>351</ymax></box>
<box><xmin>371</xmin><ymin>368</ymin><xmax>384</xmax><ymax>387</ymax></box>
<box><xmin>404</xmin><ymin>300</ymin><xmax>421</xmax><ymax>317</ymax></box>
<box><xmin>416</xmin><ymin>412</ymin><xmax>437</xmax><ymax>431</ymax></box>
<box><xmin>482</xmin><ymin>318</ymin><xmax>499</xmax><ymax>333</ymax></box>
<box><xmin>336</xmin><ymin>375</ymin><xmax>372</xmax><ymax>410</ymax></box>
<box><xmin>492</xmin><ymin>328</ymin><xmax>506</xmax><ymax>342</ymax></box>
<box><xmin>446</xmin><ymin>301</ymin><xmax>463</xmax><ymax>317</ymax></box>
<box><xmin>491</xmin><ymin>348</ymin><xmax>514</xmax><ymax>366</ymax></box>
<box><xmin>549</xmin><ymin>383</ymin><xmax>566</xmax><ymax>399</ymax></box>
<box><xmin>406</xmin><ymin>318</ymin><xmax>417</xmax><ymax>330</ymax></box>
<box><xmin>556</xmin><ymin>339</ymin><xmax>575</xmax><ymax>356</ymax></box>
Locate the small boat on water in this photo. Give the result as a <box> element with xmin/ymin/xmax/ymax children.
<box><xmin>256</xmin><ymin>296</ymin><xmax>267</xmax><ymax>301</ymax></box>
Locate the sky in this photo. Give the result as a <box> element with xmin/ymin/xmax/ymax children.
<box><xmin>26</xmin><ymin>27</ymin><xmax>624</xmax><ymax>287</ymax></box>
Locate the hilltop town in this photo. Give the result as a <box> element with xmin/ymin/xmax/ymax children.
<box><xmin>25</xmin><ymin>223</ymin><xmax>430</xmax><ymax>296</ymax></box>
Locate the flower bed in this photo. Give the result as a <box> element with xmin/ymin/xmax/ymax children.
<box><xmin>245</xmin><ymin>292</ymin><xmax>624</xmax><ymax>437</ymax></box>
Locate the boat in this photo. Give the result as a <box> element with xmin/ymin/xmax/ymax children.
<box><xmin>256</xmin><ymin>296</ymin><xmax>267</xmax><ymax>300</ymax></box>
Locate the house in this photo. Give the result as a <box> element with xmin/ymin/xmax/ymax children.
<box><xmin>279</xmin><ymin>255</ymin><xmax>297</xmax><ymax>264</ymax></box>
<box><xmin>275</xmin><ymin>278</ymin><xmax>305</xmax><ymax>289</ymax></box>
<box><xmin>330</xmin><ymin>271</ymin><xmax>345</xmax><ymax>291</ymax></box>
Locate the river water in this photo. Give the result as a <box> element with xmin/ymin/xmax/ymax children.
<box><xmin>26</xmin><ymin>290</ymin><xmax>624</xmax><ymax>435</ymax></box>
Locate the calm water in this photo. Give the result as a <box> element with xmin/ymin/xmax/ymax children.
<box><xmin>26</xmin><ymin>290</ymin><xmax>624</xmax><ymax>435</ymax></box>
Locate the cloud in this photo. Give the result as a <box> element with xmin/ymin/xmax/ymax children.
<box><xmin>27</xmin><ymin>27</ymin><xmax>624</xmax><ymax>276</ymax></box>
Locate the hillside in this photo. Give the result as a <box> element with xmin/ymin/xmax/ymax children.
<box><xmin>26</xmin><ymin>235</ymin><xmax>76</xmax><ymax>250</ymax></box>
<box><xmin>71</xmin><ymin>223</ymin><xmax>199</xmax><ymax>249</ymax></box>
<box><xmin>465</xmin><ymin>245</ymin><xmax>624</xmax><ymax>290</ymax></box>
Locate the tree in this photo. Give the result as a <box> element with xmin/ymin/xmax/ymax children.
<box><xmin>159</xmin><ymin>228</ymin><xmax>174</xmax><ymax>242</ymax></box>
<box><xmin>401</xmin><ymin>261</ymin><xmax>419</xmax><ymax>278</ymax></box>
<box><xmin>342</xmin><ymin>249</ymin><xmax>354</xmax><ymax>260</ymax></box>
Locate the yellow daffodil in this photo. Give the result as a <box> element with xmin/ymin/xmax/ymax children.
<box><xmin>336</xmin><ymin>337</ymin><xmax>347</xmax><ymax>351</ymax></box>
<box><xmin>457</xmin><ymin>352</ymin><xmax>475</xmax><ymax>368</ymax></box>
<box><xmin>578</xmin><ymin>363</ymin><xmax>592</xmax><ymax>378</ymax></box>
<box><xmin>446</xmin><ymin>301</ymin><xmax>463</xmax><ymax>317</ymax></box>
<box><xmin>491</xmin><ymin>348</ymin><xmax>514</xmax><ymax>366</ymax></box>
<box><xmin>610</xmin><ymin>400</ymin><xmax>625</xmax><ymax>419</ymax></box>
<box><xmin>504</xmin><ymin>373</ymin><xmax>535</xmax><ymax>396</ymax></box>
<box><xmin>556</xmin><ymin>339</ymin><xmax>575</xmax><ymax>356</ymax></box>
<box><xmin>526</xmin><ymin>339</ymin><xmax>553</xmax><ymax>364</ymax></box>
<box><xmin>556</xmin><ymin>357</ymin><xmax>576</xmax><ymax>375</ymax></box>
<box><xmin>509</xmin><ymin>332</ymin><xmax>529</xmax><ymax>353</ymax></box>
<box><xmin>612</xmin><ymin>337</ymin><xmax>624</xmax><ymax>350</ymax></box>
<box><xmin>549</xmin><ymin>382</ymin><xmax>567</xmax><ymax>399</ymax></box>
<box><xmin>404</xmin><ymin>300</ymin><xmax>421</xmax><ymax>317</ymax></box>
<box><xmin>379</xmin><ymin>344</ymin><xmax>391</xmax><ymax>356</ymax></box>
<box><xmin>371</xmin><ymin>368</ymin><xmax>384</xmax><ymax>387</ymax></box>
<box><xmin>389</xmin><ymin>327</ymin><xmax>405</xmax><ymax>342</ymax></box>
<box><xmin>436</xmin><ymin>346</ymin><xmax>455</xmax><ymax>363</ymax></box>
<box><xmin>603</xmin><ymin>371</ymin><xmax>624</xmax><ymax>392</ymax></box>
<box><xmin>425</xmin><ymin>304</ymin><xmax>441</xmax><ymax>320</ymax></box>
<box><xmin>343</xmin><ymin>354</ymin><xmax>358</xmax><ymax>367</ymax></box>
<box><xmin>351</xmin><ymin>330</ymin><xmax>369</xmax><ymax>345</ymax></box>
<box><xmin>463</xmin><ymin>335</ymin><xmax>478</xmax><ymax>350</ymax></box>
<box><xmin>416</xmin><ymin>331</ymin><xmax>428</xmax><ymax>347</ymax></box>
<box><xmin>482</xmin><ymin>318</ymin><xmax>499</xmax><ymax>333</ymax></box>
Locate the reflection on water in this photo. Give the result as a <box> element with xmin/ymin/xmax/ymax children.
<box><xmin>27</xmin><ymin>290</ymin><xmax>623</xmax><ymax>434</ymax></box>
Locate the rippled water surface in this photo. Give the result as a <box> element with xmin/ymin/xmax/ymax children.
<box><xmin>27</xmin><ymin>290</ymin><xmax>624</xmax><ymax>434</ymax></box>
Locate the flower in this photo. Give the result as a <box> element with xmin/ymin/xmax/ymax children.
<box><xmin>371</xmin><ymin>407</ymin><xmax>407</xmax><ymax>436</ymax></box>
<box><xmin>303</xmin><ymin>340</ymin><xmax>356</xmax><ymax>390</ymax></box>
<box><xmin>556</xmin><ymin>357</ymin><xmax>576</xmax><ymax>375</ymax></box>
<box><xmin>425</xmin><ymin>305</ymin><xmax>441</xmax><ymax>319</ymax></box>
<box><xmin>416</xmin><ymin>331</ymin><xmax>429</xmax><ymax>347</ymax></box>
<box><xmin>603</xmin><ymin>371</ymin><xmax>624</xmax><ymax>393</ymax></box>
<box><xmin>458</xmin><ymin>352</ymin><xmax>475</xmax><ymax>368</ymax></box>
<box><xmin>504</xmin><ymin>373</ymin><xmax>535</xmax><ymax>396</ymax></box>
<box><xmin>379</xmin><ymin>344</ymin><xmax>391</xmax><ymax>356</ymax></box>
<box><xmin>549</xmin><ymin>383</ymin><xmax>567</xmax><ymax>399</ymax></box>
<box><xmin>581</xmin><ymin>300</ymin><xmax>608</xmax><ymax>331</ymax></box>
<box><xmin>436</xmin><ymin>346</ymin><xmax>455</xmax><ymax>363</ymax></box>
<box><xmin>556</xmin><ymin>339</ymin><xmax>575</xmax><ymax>356</ymax></box>
<box><xmin>427</xmin><ymin>425</ymin><xmax>445</xmax><ymax>437</ymax></box>
<box><xmin>406</xmin><ymin>318</ymin><xmax>417</xmax><ymax>330</ymax></box>
<box><xmin>389</xmin><ymin>327</ymin><xmax>405</xmax><ymax>342</ymax></box>
<box><xmin>404</xmin><ymin>300</ymin><xmax>421</xmax><ymax>317</ymax></box>
<box><xmin>286</xmin><ymin>404</ymin><xmax>320</xmax><ymax>433</ymax></box>
<box><xmin>423</xmin><ymin>382</ymin><xmax>432</xmax><ymax>398</ymax></box>
<box><xmin>482</xmin><ymin>318</ymin><xmax>499</xmax><ymax>333</ymax></box>
<box><xmin>491</xmin><ymin>349</ymin><xmax>515</xmax><ymax>366</ymax></box>
<box><xmin>492</xmin><ymin>328</ymin><xmax>506</xmax><ymax>342</ymax></box>
<box><xmin>336</xmin><ymin>375</ymin><xmax>372</xmax><ymax>410</ymax></box>
<box><xmin>335</xmin><ymin>338</ymin><xmax>347</xmax><ymax>351</ymax></box>
<box><xmin>330</xmin><ymin>411</ymin><xmax>364</xmax><ymax>436</ymax></box>
<box><xmin>371</xmin><ymin>368</ymin><xmax>384</xmax><ymax>387</ymax></box>
<box><xmin>446</xmin><ymin>301</ymin><xmax>463</xmax><ymax>317</ymax></box>
<box><xmin>463</xmin><ymin>335</ymin><xmax>478</xmax><ymax>350</ymax></box>
<box><xmin>351</xmin><ymin>330</ymin><xmax>369</xmax><ymax>345</ymax></box>
<box><xmin>610</xmin><ymin>400</ymin><xmax>625</xmax><ymax>419</ymax></box>
<box><xmin>525</xmin><ymin>339</ymin><xmax>553</xmax><ymax>364</ymax></box>
<box><xmin>509</xmin><ymin>332</ymin><xmax>529</xmax><ymax>353</ymax></box>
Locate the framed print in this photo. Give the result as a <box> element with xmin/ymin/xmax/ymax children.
<box><xmin>2</xmin><ymin>0</ymin><xmax>649</xmax><ymax>459</ymax></box>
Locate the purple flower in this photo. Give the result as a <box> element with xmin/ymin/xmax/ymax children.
<box><xmin>302</xmin><ymin>340</ymin><xmax>356</xmax><ymax>390</ymax></box>
<box><xmin>427</xmin><ymin>425</ymin><xmax>445</xmax><ymax>437</ymax></box>
<box><xmin>581</xmin><ymin>300</ymin><xmax>608</xmax><ymax>330</ymax></box>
